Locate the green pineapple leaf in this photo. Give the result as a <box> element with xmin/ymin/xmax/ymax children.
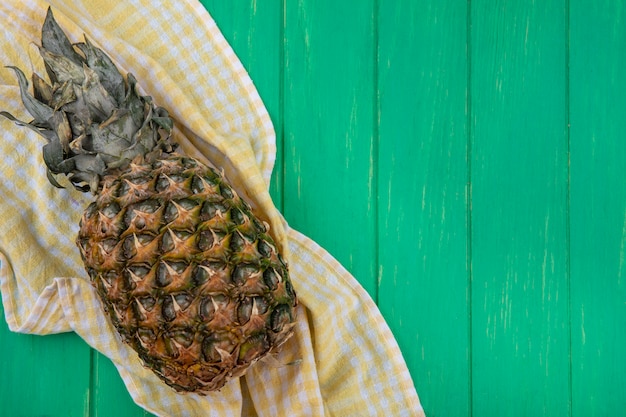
<box><xmin>76</xmin><ymin>37</ymin><xmax>125</xmax><ymax>105</ymax></box>
<box><xmin>41</xmin><ymin>7</ymin><xmax>84</xmax><ymax>67</ymax></box>
<box><xmin>6</xmin><ymin>66</ymin><xmax>53</xmax><ymax>126</ymax></box>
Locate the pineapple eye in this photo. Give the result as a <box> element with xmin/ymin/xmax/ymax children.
<box><xmin>192</xmin><ymin>265</ymin><xmax>209</xmax><ymax>285</ymax></box>
<box><xmin>155</xmin><ymin>174</ymin><xmax>171</xmax><ymax>192</ymax></box>
<box><xmin>230</xmin><ymin>207</ymin><xmax>245</xmax><ymax>225</ymax></box>
<box><xmin>86</xmin><ymin>268</ymin><xmax>98</xmax><ymax>280</ymax></box>
<box><xmin>101</xmin><ymin>202</ymin><xmax>121</xmax><ymax>219</ymax></box>
<box><xmin>133</xmin><ymin>215</ymin><xmax>146</xmax><ymax>230</ymax></box>
<box><xmin>100</xmin><ymin>238</ymin><xmax>118</xmax><ymax>253</ymax></box>
<box><xmin>156</xmin><ymin>173</ymin><xmax>185</xmax><ymax>192</ymax></box>
<box><xmin>137</xmin><ymin>328</ymin><xmax>156</xmax><ymax>344</ymax></box>
<box><xmin>179</xmin><ymin>198</ymin><xmax>198</xmax><ymax>210</ymax></box>
<box><xmin>201</xmin><ymin>334</ymin><xmax>220</xmax><ymax>362</ymax></box>
<box><xmin>257</xmin><ymin>240</ymin><xmax>274</xmax><ymax>258</ymax></box>
<box><xmin>212</xmin><ymin>294</ymin><xmax>228</xmax><ymax>309</ymax></box>
<box><xmin>229</xmin><ymin>232</ymin><xmax>247</xmax><ymax>252</ymax></box>
<box><xmin>232</xmin><ymin>264</ymin><xmax>259</xmax><ymax>286</ymax></box>
<box><xmin>199</xmin><ymin>294</ymin><xmax>227</xmax><ymax>323</ymax></box>
<box><xmin>162</xmin><ymin>296</ymin><xmax>177</xmax><ymax>321</ymax></box>
<box><xmin>161</xmin><ymin>231</ymin><xmax>175</xmax><ymax>252</ymax></box>
<box><xmin>194</xmin><ymin>263</ymin><xmax>222</xmax><ymax>286</ymax></box>
<box><xmin>270</xmin><ymin>304</ymin><xmax>292</xmax><ymax>333</ymax></box>
<box><xmin>220</xmin><ymin>184</ymin><xmax>234</xmax><ymax>199</ymax></box>
<box><xmin>161</xmin><ymin>230</ymin><xmax>191</xmax><ymax>252</ymax></box>
<box><xmin>254</xmin><ymin>297</ymin><xmax>269</xmax><ymax>315</ymax></box>
<box><xmin>122</xmin><ymin>236</ymin><xmax>135</xmax><ymax>259</ymax></box>
<box><xmin>135</xmin><ymin>234</ymin><xmax>154</xmax><ymax>245</ymax></box>
<box><xmin>252</xmin><ymin>217</ymin><xmax>267</xmax><ymax>233</ymax></box>
<box><xmin>127</xmin><ymin>264</ymin><xmax>150</xmax><ymax>278</ymax></box>
<box><xmin>174</xmin><ymin>293</ymin><xmax>192</xmax><ymax>310</ymax></box>
<box><xmin>116</xmin><ymin>180</ymin><xmax>130</xmax><ymax>197</ymax></box>
<box><xmin>200</xmin><ymin>201</ymin><xmax>229</xmax><ymax>220</ymax></box>
<box><xmin>137</xmin><ymin>296</ymin><xmax>156</xmax><ymax>311</ymax></box>
<box><xmin>163</xmin><ymin>199</ymin><xmax>197</xmax><ymax>224</ymax></box>
<box><xmin>156</xmin><ymin>261</ymin><xmax>187</xmax><ymax>287</ymax></box>
<box><xmin>169</xmin><ymin>327</ymin><xmax>194</xmax><ymax>348</ymax></box>
<box><xmin>191</xmin><ymin>176</ymin><xmax>206</xmax><ymax>194</ymax></box>
<box><xmin>199</xmin><ymin>296</ymin><xmax>216</xmax><ymax>321</ymax></box>
<box><xmin>124</xmin><ymin>200</ymin><xmax>159</xmax><ymax>229</ymax></box>
<box><xmin>156</xmin><ymin>262</ymin><xmax>173</xmax><ymax>287</ymax></box>
<box><xmin>197</xmin><ymin>230</ymin><xmax>215</xmax><ymax>251</ymax></box>
<box><xmin>164</xmin><ymin>202</ymin><xmax>178</xmax><ymax>223</ymax></box>
<box><xmin>201</xmin><ymin>332</ymin><xmax>237</xmax><ymax>363</ymax></box>
<box><xmin>84</xmin><ymin>202</ymin><xmax>98</xmax><ymax>219</ymax></box>
<box><xmin>192</xmin><ymin>174</ymin><xmax>220</xmax><ymax>194</ymax></box>
<box><xmin>101</xmin><ymin>270</ymin><xmax>118</xmax><ymax>287</ymax></box>
<box><xmin>238</xmin><ymin>333</ymin><xmax>270</xmax><ymax>364</ymax></box>
<box><xmin>237</xmin><ymin>297</ymin><xmax>253</xmax><ymax>324</ymax></box>
<box><xmin>78</xmin><ymin>237</ymin><xmax>91</xmax><ymax>254</ymax></box>
<box><xmin>285</xmin><ymin>279</ymin><xmax>295</xmax><ymax>299</ymax></box>
<box><xmin>180</xmin><ymin>157</ymin><xmax>197</xmax><ymax>169</ymax></box>
<box><xmin>136</xmin><ymin>199</ymin><xmax>160</xmax><ymax>213</ymax></box>
<box><xmin>116</xmin><ymin>177</ymin><xmax>149</xmax><ymax>198</ymax></box>
<box><xmin>263</xmin><ymin>268</ymin><xmax>280</xmax><ymax>290</ymax></box>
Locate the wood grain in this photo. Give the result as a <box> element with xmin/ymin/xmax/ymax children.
<box><xmin>0</xmin><ymin>311</ymin><xmax>91</xmax><ymax>416</ymax></box>
<box><xmin>470</xmin><ymin>1</ymin><xmax>571</xmax><ymax>415</ymax></box>
<box><xmin>2</xmin><ymin>1</ymin><xmax>626</xmax><ymax>416</ymax></box>
<box><xmin>570</xmin><ymin>0</ymin><xmax>626</xmax><ymax>415</ymax></box>
<box><xmin>377</xmin><ymin>1</ymin><xmax>470</xmax><ymax>415</ymax></box>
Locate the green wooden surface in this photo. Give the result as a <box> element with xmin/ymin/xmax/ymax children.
<box><xmin>471</xmin><ymin>1</ymin><xmax>571</xmax><ymax>414</ymax></box>
<box><xmin>1</xmin><ymin>1</ymin><xmax>625</xmax><ymax>416</ymax></box>
<box><xmin>570</xmin><ymin>1</ymin><xmax>626</xmax><ymax>415</ymax></box>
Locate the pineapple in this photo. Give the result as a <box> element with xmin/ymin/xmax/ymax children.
<box><xmin>1</xmin><ymin>8</ymin><xmax>297</xmax><ymax>394</ymax></box>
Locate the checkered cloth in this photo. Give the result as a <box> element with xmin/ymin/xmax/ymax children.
<box><xmin>0</xmin><ymin>1</ymin><xmax>424</xmax><ymax>416</ymax></box>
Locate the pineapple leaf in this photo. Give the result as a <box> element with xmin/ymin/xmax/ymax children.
<box><xmin>50</xmin><ymin>111</ymin><xmax>72</xmax><ymax>153</ymax></box>
<box><xmin>0</xmin><ymin>110</ymin><xmax>55</xmax><ymax>141</ymax></box>
<box><xmin>134</xmin><ymin>120</ymin><xmax>158</xmax><ymax>151</ymax></box>
<box><xmin>39</xmin><ymin>47</ymin><xmax>85</xmax><ymax>84</ymax></box>
<box><xmin>153</xmin><ymin>114</ymin><xmax>173</xmax><ymax>132</ymax></box>
<box><xmin>77</xmin><ymin>37</ymin><xmax>125</xmax><ymax>105</ymax></box>
<box><xmin>50</xmin><ymin>81</ymin><xmax>77</xmax><ymax>110</ymax></box>
<box><xmin>61</xmin><ymin>87</ymin><xmax>90</xmax><ymax>127</ymax></box>
<box><xmin>6</xmin><ymin>66</ymin><xmax>53</xmax><ymax>125</ymax></box>
<box><xmin>82</xmin><ymin>65</ymin><xmax>116</xmax><ymax>121</ymax></box>
<box><xmin>42</xmin><ymin>140</ymin><xmax>64</xmax><ymax>173</ymax></box>
<box><xmin>46</xmin><ymin>168</ymin><xmax>65</xmax><ymax>189</ymax></box>
<box><xmin>123</xmin><ymin>73</ymin><xmax>145</xmax><ymax>128</ymax></box>
<box><xmin>100</xmin><ymin>109</ymin><xmax>138</xmax><ymax>139</ymax></box>
<box><xmin>68</xmin><ymin>171</ymin><xmax>95</xmax><ymax>192</ymax></box>
<box><xmin>32</xmin><ymin>73</ymin><xmax>53</xmax><ymax>104</ymax></box>
<box><xmin>72</xmin><ymin>153</ymin><xmax>106</xmax><ymax>175</ymax></box>
<box><xmin>41</xmin><ymin>7</ymin><xmax>84</xmax><ymax>67</ymax></box>
<box><xmin>90</xmin><ymin>124</ymin><xmax>132</xmax><ymax>156</ymax></box>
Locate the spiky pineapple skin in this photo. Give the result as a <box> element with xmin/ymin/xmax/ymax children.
<box><xmin>77</xmin><ymin>153</ymin><xmax>297</xmax><ymax>393</ymax></box>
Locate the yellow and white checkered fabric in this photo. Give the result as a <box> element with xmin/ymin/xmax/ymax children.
<box><xmin>0</xmin><ymin>1</ymin><xmax>424</xmax><ymax>416</ymax></box>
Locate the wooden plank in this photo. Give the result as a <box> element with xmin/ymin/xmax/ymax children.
<box><xmin>283</xmin><ymin>0</ymin><xmax>378</xmax><ymax>296</ymax></box>
<box><xmin>89</xmin><ymin>351</ymin><xmax>150</xmax><ymax>416</ymax></box>
<box><xmin>377</xmin><ymin>1</ymin><xmax>470</xmax><ymax>415</ymax></box>
<box><xmin>569</xmin><ymin>0</ymin><xmax>626</xmax><ymax>415</ymax></box>
<box><xmin>469</xmin><ymin>1</ymin><xmax>571</xmax><ymax>415</ymax></box>
<box><xmin>0</xmin><ymin>303</ymin><xmax>91</xmax><ymax>416</ymax></box>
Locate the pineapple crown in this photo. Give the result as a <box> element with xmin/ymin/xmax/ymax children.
<box><xmin>1</xmin><ymin>8</ymin><xmax>175</xmax><ymax>193</ymax></box>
